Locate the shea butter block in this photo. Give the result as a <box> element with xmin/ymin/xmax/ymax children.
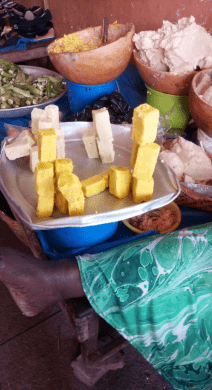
<box><xmin>57</xmin><ymin>173</ymin><xmax>82</xmax><ymax>201</ymax></box>
<box><xmin>82</xmin><ymin>128</ymin><xmax>99</xmax><ymax>159</ymax></box>
<box><xmin>30</xmin><ymin>145</ymin><xmax>39</xmax><ymax>172</ymax></box>
<box><xmin>133</xmin><ymin>142</ymin><xmax>160</xmax><ymax>181</ymax></box>
<box><xmin>132</xmin><ymin>177</ymin><xmax>154</xmax><ymax>203</ymax></box>
<box><xmin>132</xmin><ymin>103</ymin><xmax>160</xmax><ymax>145</ymax></box>
<box><xmin>92</xmin><ymin>107</ymin><xmax>113</xmax><ymax>141</ymax></box>
<box><xmin>109</xmin><ymin>166</ymin><xmax>131</xmax><ymax>199</ymax></box>
<box><xmin>55</xmin><ymin>158</ymin><xmax>73</xmax><ymax>180</ymax></box>
<box><xmin>35</xmin><ymin>161</ymin><xmax>54</xmax><ymax>196</ymax></box>
<box><xmin>99</xmin><ymin>169</ymin><xmax>111</xmax><ymax>187</ymax></box>
<box><xmin>131</xmin><ymin>140</ymin><xmax>139</xmax><ymax>167</ymax></box>
<box><xmin>45</xmin><ymin>104</ymin><xmax>60</xmax><ymax>131</ymax></box>
<box><xmin>55</xmin><ymin>190</ymin><xmax>68</xmax><ymax>215</ymax></box>
<box><xmin>82</xmin><ymin>175</ymin><xmax>107</xmax><ymax>197</ymax></box>
<box><xmin>37</xmin><ymin>128</ymin><xmax>57</xmax><ymax>162</ymax></box>
<box><xmin>31</xmin><ymin>108</ymin><xmax>46</xmax><ymax>138</ymax></box>
<box><xmin>68</xmin><ymin>191</ymin><xmax>85</xmax><ymax>216</ymax></box>
<box><xmin>36</xmin><ymin>195</ymin><xmax>54</xmax><ymax>217</ymax></box>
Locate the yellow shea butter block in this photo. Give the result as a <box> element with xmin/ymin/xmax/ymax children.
<box><xmin>133</xmin><ymin>143</ymin><xmax>160</xmax><ymax>181</ymax></box>
<box><xmin>55</xmin><ymin>190</ymin><xmax>68</xmax><ymax>215</ymax></box>
<box><xmin>132</xmin><ymin>177</ymin><xmax>154</xmax><ymax>203</ymax></box>
<box><xmin>36</xmin><ymin>195</ymin><xmax>54</xmax><ymax>217</ymax></box>
<box><xmin>99</xmin><ymin>169</ymin><xmax>112</xmax><ymax>187</ymax></box>
<box><xmin>35</xmin><ymin>161</ymin><xmax>54</xmax><ymax>196</ymax></box>
<box><xmin>37</xmin><ymin>128</ymin><xmax>57</xmax><ymax>162</ymax></box>
<box><xmin>109</xmin><ymin>166</ymin><xmax>131</xmax><ymax>199</ymax></box>
<box><xmin>81</xmin><ymin>175</ymin><xmax>107</xmax><ymax>197</ymax></box>
<box><xmin>57</xmin><ymin>173</ymin><xmax>82</xmax><ymax>201</ymax></box>
<box><xmin>68</xmin><ymin>191</ymin><xmax>85</xmax><ymax>216</ymax></box>
<box><xmin>131</xmin><ymin>140</ymin><xmax>139</xmax><ymax>167</ymax></box>
<box><xmin>131</xmin><ymin>103</ymin><xmax>159</xmax><ymax>145</ymax></box>
<box><xmin>55</xmin><ymin>158</ymin><xmax>73</xmax><ymax>180</ymax></box>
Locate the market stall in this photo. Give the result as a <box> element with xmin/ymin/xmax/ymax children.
<box><xmin>1</xmin><ymin>14</ymin><xmax>212</xmax><ymax>389</ymax></box>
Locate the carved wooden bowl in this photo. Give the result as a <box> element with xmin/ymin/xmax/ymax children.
<box><xmin>189</xmin><ymin>68</ymin><xmax>212</xmax><ymax>137</ymax></box>
<box><xmin>133</xmin><ymin>50</ymin><xmax>197</xmax><ymax>96</ymax></box>
<box><xmin>48</xmin><ymin>23</ymin><xmax>135</xmax><ymax>85</ymax></box>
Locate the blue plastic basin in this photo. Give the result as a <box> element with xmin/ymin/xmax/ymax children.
<box><xmin>38</xmin><ymin>222</ymin><xmax>119</xmax><ymax>252</ymax></box>
<box><xmin>65</xmin><ymin>78</ymin><xmax>119</xmax><ymax>114</ymax></box>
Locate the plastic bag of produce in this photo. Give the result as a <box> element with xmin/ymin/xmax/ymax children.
<box><xmin>68</xmin><ymin>92</ymin><xmax>134</xmax><ymax>124</ymax></box>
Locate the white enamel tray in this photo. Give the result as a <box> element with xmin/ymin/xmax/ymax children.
<box><xmin>0</xmin><ymin>122</ymin><xmax>180</xmax><ymax>230</ymax></box>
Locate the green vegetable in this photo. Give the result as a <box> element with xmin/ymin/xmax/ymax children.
<box><xmin>0</xmin><ymin>60</ymin><xmax>65</xmax><ymax>110</ymax></box>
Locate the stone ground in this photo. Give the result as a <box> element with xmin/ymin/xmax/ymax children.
<box><xmin>0</xmin><ymin>217</ymin><xmax>175</xmax><ymax>390</ymax></box>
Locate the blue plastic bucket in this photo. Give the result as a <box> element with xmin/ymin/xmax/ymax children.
<box><xmin>65</xmin><ymin>78</ymin><xmax>119</xmax><ymax>114</ymax></box>
<box><xmin>38</xmin><ymin>221</ymin><xmax>119</xmax><ymax>252</ymax></box>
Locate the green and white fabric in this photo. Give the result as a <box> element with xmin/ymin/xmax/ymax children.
<box><xmin>77</xmin><ymin>222</ymin><xmax>212</xmax><ymax>390</ymax></box>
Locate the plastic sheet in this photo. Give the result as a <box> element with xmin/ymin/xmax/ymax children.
<box><xmin>68</xmin><ymin>91</ymin><xmax>134</xmax><ymax>124</ymax></box>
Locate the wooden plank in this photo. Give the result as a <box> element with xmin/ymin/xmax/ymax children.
<box><xmin>0</xmin><ymin>41</ymin><xmax>50</xmax><ymax>63</ymax></box>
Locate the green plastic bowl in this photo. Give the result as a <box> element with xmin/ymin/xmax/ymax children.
<box><xmin>146</xmin><ymin>84</ymin><xmax>191</xmax><ymax>135</ymax></box>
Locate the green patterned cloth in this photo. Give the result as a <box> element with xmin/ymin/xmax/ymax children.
<box><xmin>77</xmin><ymin>222</ymin><xmax>212</xmax><ymax>390</ymax></box>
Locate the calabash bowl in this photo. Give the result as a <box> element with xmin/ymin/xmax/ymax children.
<box><xmin>123</xmin><ymin>202</ymin><xmax>181</xmax><ymax>235</ymax></box>
<box><xmin>133</xmin><ymin>50</ymin><xmax>197</xmax><ymax>96</ymax></box>
<box><xmin>47</xmin><ymin>23</ymin><xmax>135</xmax><ymax>85</ymax></box>
<box><xmin>189</xmin><ymin>68</ymin><xmax>212</xmax><ymax>137</ymax></box>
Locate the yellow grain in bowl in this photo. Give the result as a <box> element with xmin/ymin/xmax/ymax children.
<box><xmin>51</xmin><ymin>32</ymin><xmax>101</xmax><ymax>53</ymax></box>
<box><xmin>123</xmin><ymin>202</ymin><xmax>181</xmax><ymax>235</ymax></box>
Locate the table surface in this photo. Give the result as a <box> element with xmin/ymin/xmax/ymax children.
<box><xmin>0</xmin><ymin>40</ymin><xmax>50</xmax><ymax>63</ymax></box>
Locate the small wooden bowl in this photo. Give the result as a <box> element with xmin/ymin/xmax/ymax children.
<box><xmin>189</xmin><ymin>68</ymin><xmax>212</xmax><ymax>137</ymax></box>
<box><xmin>133</xmin><ymin>50</ymin><xmax>197</xmax><ymax>96</ymax></box>
<box><xmin>48</xmin><ymin>23</ymin><xmax>135</xmax><ymax>85</ymax></box>
<box><xmin>123</xmin><ymin>202</ymin><xmax>181</xmax><ymax>235</ymax></box>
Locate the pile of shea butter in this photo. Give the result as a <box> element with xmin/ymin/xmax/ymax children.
<box><xmin>133</xmin><ymin>16</ymin><xmax>212</xmax><ymax>74</ymax></box>
<box><xmin>160</xmin><ymin>136</ymin><xmax>212</xmax><ymax>183</ymax></box>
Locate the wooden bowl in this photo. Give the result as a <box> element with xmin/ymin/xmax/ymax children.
<box><xmin>133</xmin><ymin>50</ymin><xmax>197</xmax><ymax>96</ymax></box>
<box><xmin>123</xmin><ymin>202</ymin><xmax>181</xmax><ymax>235</ymax></box>
<box><xmin>189</xmin><ymin>68</ymin><xmax>212</xmax><ymax>137</ymax></box>
<box><xmin>48</xmin><ymin>23</ymin><xmax>135</xmax><ymax>85</ymax></box>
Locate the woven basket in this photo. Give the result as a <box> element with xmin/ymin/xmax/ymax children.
<box><xmin>0</xmin><ymin>210</ymin><xmax>30</xmax><ymax>248</ymax></box>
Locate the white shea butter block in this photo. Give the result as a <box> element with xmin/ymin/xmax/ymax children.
<box><xmin>97</xmin><ymin>139</ymin><xmax>114</xmax><ymax>163</ymax></box>
<box><xmin>31</xmin><ymin>108</ymin><xmax>46</xmax><ymax>137</ymax></box>
<box><xmin>29</xmin><ymin>145</ymin><xmax>39</xmax><ymax>172</ymax></box>
<box><xmin>4</xmin><ymin>139</ymin><xmax>31</xmax><ymax>160</ymax></box>
<box><xmin>4</xmin><ymin>130</ymin><xmax>36</xmax><ymax>160</ymax></box>
<box><xmin>83</xmin><ymin>128</ymin><xmax>99</xmax><ymax>159</ymax></box>
<box><xmin>45</xmin><ymin>104</ymin><xmax>60</xmax><ymax>130</ymax></box>
<box><xmin>38</xmin><ymin>118</ymin><xmax>53</xmax><ymax>130</ymax></box>
<box><xmin>17</xmin><ymin>129</ymin><xmax>36</xmax><ymax>147</ymax></box>
<box><xmin>56</xmin><ymin>133</ymin><xmax>65</xmax><ymax>158</ymax></box>
<box><xmin>92</xmin><ymin>107</ymin><xmax>113</xmax><ymax>141</ymax></box>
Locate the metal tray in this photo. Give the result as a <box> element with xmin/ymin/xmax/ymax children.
<box><xmin>0</xmin><ymin>65</ymin><xmax>67</xmax><ymax>118</ymax></box>
<box><xmin>0</xmin><ymin>122</ymin><xmax>180</xmax><ymax>230</ymax></box>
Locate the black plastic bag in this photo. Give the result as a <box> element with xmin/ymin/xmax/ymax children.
<box><xmin>67</xmin><ymin>92</ymin><xmax>133</xmax><ymax>124</ymax></box>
